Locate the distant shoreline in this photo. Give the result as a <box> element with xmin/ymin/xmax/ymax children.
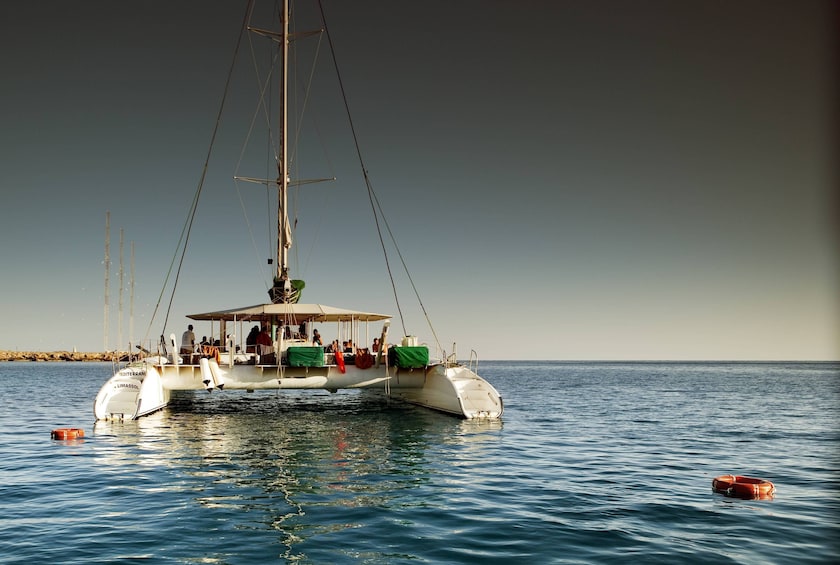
<box><xmin>0</xmin><ymin>350</ymin><xmax>121</xmax><ymax>362</ymax></box>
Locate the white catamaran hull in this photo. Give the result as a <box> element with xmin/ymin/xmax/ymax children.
<box><xmin>93</xmin><ymin>363</ymin><xmax>171</xmax><ymax>421</ymax></box>
<box><xmin>94</xmin><ymin>357</ymin><xmax>503</xmax><ymax>421</ymax></box>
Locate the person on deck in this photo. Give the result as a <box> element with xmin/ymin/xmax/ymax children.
<box><xmin>312</xmin><ymin>329</ymin><xmax>322</xmax><ymax>346</ymax></box>
<box><xmin>180</xmin><ymin>324</ymin><xmax>195</xmax><ymax>354</ymax></box>
<box><xmin>372</xmin><ymin>338</ymin><xmax>380</xmax><ymax>352</ymax></box>
<box><xmin>246</xmin><ymin>325</ymin><xmax>260</xmax><ymax>353</ymax></box>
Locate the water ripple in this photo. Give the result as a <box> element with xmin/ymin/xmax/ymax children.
<box><xmin>0</xmin><ymin>361</ymin><xmax>837</xmax><ymax>563</ymax></box>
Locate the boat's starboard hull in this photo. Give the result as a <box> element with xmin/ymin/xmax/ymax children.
<box><xmin>93</xmin><ymin>364</ymin><xmax>170</xmax><ymax>421</ymax></box>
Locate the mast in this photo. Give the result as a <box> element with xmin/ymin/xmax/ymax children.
<box><xmin>270</xmin><ymin>0</ymin><xmax>293</xmax><ymax>303</ymax></box>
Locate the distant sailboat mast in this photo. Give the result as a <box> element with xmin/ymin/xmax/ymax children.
<box><xmin>130</xmin><ymin>241</ymin><xmax>135</xmax><ymax>350</ymax></box>
<box><xmin>118</xmin><ymin>228</ymin><xmax>124</xmax><ymax>353</ymax></box>
<box><xmin>103</xmin><ymin>211</ymin><xmax>110</xmax><ymax>352</ymax></box>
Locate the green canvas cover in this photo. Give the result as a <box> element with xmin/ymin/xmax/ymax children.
<box><xmin>388</xmin><ymin>346</ymin><xmax>429</xmax><ymax>369</ymax></box>
<box><xmin>287</xmin><ymin>346</ymin><xmax>324</xmax><ymax>367</ymax></box>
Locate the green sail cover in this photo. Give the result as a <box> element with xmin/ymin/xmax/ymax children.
<box><xmin>290</xmin><ymin>280</ymin><xmax>305</xmax><ymax>303</ymax></box>
<box><xmin>388</xmin><ymin>346</ymin><xmax>429</xmax><ymax>369</ymax></box>
<box><xmin>287</xmin><ymin>346</ymin><xmax>324</xmax><ymax>367</ymax></box>
<box><xmin>268</xmin><ymin>278</ymin><xmax>305</xmax><ymax>304</ymax></box>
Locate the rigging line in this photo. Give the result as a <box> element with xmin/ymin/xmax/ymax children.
<box><xmin>289</xmin><ymin>28</ymin><xmax>327</xmax><ymax>278</ymax></box>
<box><xmin>317</xmin><ymin>0</ymin><xmax>407</xmax><ymax>336</ymax></box>
<box><xmin>156</xmin><ymin>0</ymin><xmax>256</xmax><ymax>337</ymax></box>
<box><xmin>293</xmin><ymin>35</ymin><xmax>334</xmax><ymax>277</ymax></box>
<box><xmin>234</xmin><ymin>178</ymin><xmax>271</xmax><ymax>291</ymax></box>
<box><xmin>290</xmin><ymin>30</ymin><xmax>324</xmax><ymax>165</ymax></box>
<box><xmin>242</xmin><ymin>28</ymin><xmax>281</xmax><ymax>271</ymax></box>
<box><xmin>245</xmin><ymin>27</ymin><xmax>281</xmax><ymax>170</ymax></box>
<box><xmin>240</xmin><ymin>35</ymin><xmax>280</xmax><ymax>175</ymax></box>
<box><xmin>264</xmin><ymin>45</ymin><xmax>276</xmax><ymax>275</ymax></box>
<box><xmin>236</xmin><ymin>35</ymin><xmax>282</xmax><ymax>287</ymax></box>
<box><xmin>369</xmin><ymin>186</ymin><xmax>443</xmax><ymax>354</ymax></box>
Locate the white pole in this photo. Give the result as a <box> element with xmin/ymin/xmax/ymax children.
<box><xmin>103</xmin><ymin>211</ymin><xmax>110</xmax><ymax>352</ymax></box>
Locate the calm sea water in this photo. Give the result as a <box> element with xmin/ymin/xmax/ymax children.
<box><xmin>0</xmin><ymin>361</ymin><xmax>837</xmax><ymax>563</ymax></box>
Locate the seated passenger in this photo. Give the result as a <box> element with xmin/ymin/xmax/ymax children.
<box><xmin>246</xmin><ymin>325</ymin><xmax>260</xmax><ymax>353</ymax></box>
<box><xmin>256</xmin><ymin>326</ymin><xmax>272</xmax><ymax>355</ymax></box>
<box><xmin>355</xmin><ymin>348</ymin><xmax>374</xmax><ymax>369</ymax></box>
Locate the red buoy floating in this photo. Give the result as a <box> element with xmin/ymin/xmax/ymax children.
<box><xmin>712</xmin><ymin>474</ymin><xmax>775</xmax><ymax>499</ymax></box>
<box><xmin>51</xmin><ymin>428</ymin><xmax>85</xmax><ymax>440</ymax></box>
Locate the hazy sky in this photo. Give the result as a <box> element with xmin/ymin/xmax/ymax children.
<box><xmin>1</xmin><ymin>0</ymin><xmax>837</xmax><ymax>360</ymax></box>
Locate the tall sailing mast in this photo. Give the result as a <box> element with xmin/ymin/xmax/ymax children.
<box><xmin>270</xmin><ymin>0</ymin><xmax>293</xmax><ymax>304</ymax></box>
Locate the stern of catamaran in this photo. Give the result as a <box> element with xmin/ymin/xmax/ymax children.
<box><xmin>94</xmin><ymin>342</ymin><xmax>502</xmax><ymax>421</ymax></box>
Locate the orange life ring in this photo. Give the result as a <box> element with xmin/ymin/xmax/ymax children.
<box><xmin>335</xmin><ymin>351</ymin><xmax>346</xmax><ymax>373</ymax></box>
<box><xmin>51</xmin><ymin>428</ymin><xmax>84</xmax><ymax>440</ymax></box>
<box><xmin>712</xmin><ymin>475</ymin><xmax>775</xmax><ymax>499</ymax></box>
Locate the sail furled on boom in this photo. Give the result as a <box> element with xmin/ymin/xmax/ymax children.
<box><xmin>281</xmin><ymin>205</ymin><xmax>292</xmax><ymax>249</ymax></box>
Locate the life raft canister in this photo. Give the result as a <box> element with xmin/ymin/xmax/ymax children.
<box><xmin>51</xmin><ymin>428</ymin><xmax>85</xmax><ymax>440</ymax></box>
<box><xmin>712</xmin><ymin>474</ymin><xmax>775</xmax><ymax>499</ymax></box>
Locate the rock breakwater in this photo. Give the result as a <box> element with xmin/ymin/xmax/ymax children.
<box><xmin>0</xmin><ymin>350</ymin><xmax>124</xmax><ymax>362</ymax></box>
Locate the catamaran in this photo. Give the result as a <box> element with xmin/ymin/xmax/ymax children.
<box><xmin>93</xmin><ymin>0</ymin><xmax>503</xmax><ymax>421</ymax></box>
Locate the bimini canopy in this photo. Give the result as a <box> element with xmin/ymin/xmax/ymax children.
<box><xmin>187</xmin><ymin>303</ymin><xmax>391</xmax><ymax>323</ymax></box>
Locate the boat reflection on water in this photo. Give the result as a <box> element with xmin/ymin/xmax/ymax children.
<box><xmin>92</xmin><ymin>390</ymin><xmax>502</xmax><ymax>559</ymax></box>
<box><xmin>93</xmin><ymin>389</ymin><xmax>502</xmax><ymax>469</ymax></box>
